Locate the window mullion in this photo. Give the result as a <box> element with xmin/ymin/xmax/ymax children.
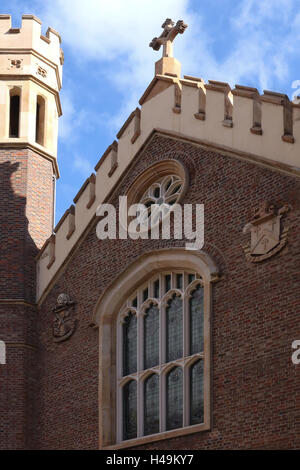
<box><xmin>160</xmin><ymin>370</ymin><xmax>166</xmax><ymax>432</ymax></box>
<box><xmin>137</xmin><ymin>305</ymin><xmax>143</xmax><ymax>437</ymax></box>
<box><xmin>183</xmin><ymin>293</ymin><xmax>189</xmax><ymax>358</ymax></box>
<box><xmin>137</xmin><ymin>377</ymin><xmax>142</xmax><ymax>438</ymax></box>
<box><xmin>137</xmin><ymin>310</ymin><xmax>143</xmax><ymax>372</ymax></box>
<box><xmin>183</xmin><ymin>363</ymin><xmax>190</xmax><ymax>427</ymax></box>
<box><xmin>116</xmin><ymin>382</ymin><xmax>123</xmax><ymax>443</ymax></box>
<box><xmin>116</xmin><ymin>318</ymin><xmax>122</xmax><ymax>443</ymax></box>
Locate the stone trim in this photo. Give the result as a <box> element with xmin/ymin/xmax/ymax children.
<box><xmin>5</xmin><ymin>342</ymin><xmax>37</xmax><ymax>351</ymax></box>
<box><xmin>93</xmin><ymin>248</ymin><xmax>219</xmax><ymax>449</ymax></box>
<box><xmin>66</xmin><ymin>205</ymin><xmax>76</xmax><ymax>240</ymax></box>
<box><xmin>108</xmin><ymin>141</ymin><xmax>118</xmax><ymax>177</ymax></box>
<box><xmin>130</xmin><ymin>108</ymin><xmax>141</xmax><ymax>144</ymax></box>
<box><xmin>153</xmin><ymin>129</ymin><xmax>300</xmax><ymax>178</ymax></box>
<box><xmin>0</xmin><ymin>73</ymin><xmax>62</xmax><ymax>113</ymax></box>
<box><xmin>46</xmin><ymin>234</ymin><xmax>56</xmax><ymax>269</ymax></box>
<box><xmin>86</xmin><ymin>174</ymin><xmax>96</xmax><ymax>209</ymax></box>
<box><xmin>73</xmin><ymin>173</ymin><xmax>95</xmax><ymax>204</ymax></box>
<box><xmin>139</xmin><ymin>75</ymin><xmax>176</xmax><ymax>105</ymax></box>
<box><xmin>0</xmin><ymin>299</ymin><xmax>36</xmax><ymax>307</ymax></box>
<box><xmin>94</xmin><ymin>140</ymin><xmax>118</xmax><ymax>172</ymax></box>
<box><xmin>117</xmin><ymin>107</ymin><xmax>141</xmax><ymax>140</ymax></box>
<box><xmin>22</xmin><ymin>14</ymin><xmax>42</xmax><ymax>25</ymax></box>
<box><xmin>103</xmin><ymin>423</ymin><xmax>210</xmax><ymax>450</ymax></box>
<box><xmin>0</xmin><ymin>48</ymin><xmax>63</xmax><ymax>91</ymax></box>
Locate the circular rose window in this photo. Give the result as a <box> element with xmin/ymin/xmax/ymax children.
<box><xmin>140</xmin><ymin>175</ymin><xmax>183</xmax><ymax>225</ymax></box>
<box><xmin>119</xmin><ymin>159</ymin><xmax>188</xmax><ymax>234</ymax></box>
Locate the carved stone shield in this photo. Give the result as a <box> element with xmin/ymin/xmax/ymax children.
<box><xmin>243</xmin><ymin>202</ymin><xmax>290</xmax><ymax>263</ymax></box>
<box><xmin>52</xmin><ymin>294</ymin><xmax>76</xmax><ymax>343</ymax></box>
<box><xmin>250</xmin><ymin>215</ymin><xmax>280</xmax><ymax>255</ymax></box>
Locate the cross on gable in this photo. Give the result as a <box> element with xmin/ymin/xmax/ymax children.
<box><xmin>149</xmin><ymin>18</ymin><xmax>188</xmax><ymax>58</ymax></box>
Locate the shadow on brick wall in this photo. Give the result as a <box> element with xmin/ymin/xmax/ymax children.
<box><xmin>0</xmin><ymin>160</ymin><xmax>37</xmax><ymax>302</ymax></box>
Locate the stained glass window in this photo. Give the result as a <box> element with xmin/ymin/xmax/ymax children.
<box><xmin>123</xmin><ymin>380</ymin><xmax>137</xmax><ymax>440</ymax></box>
<box><xmin>154</xmin><ymin>279</ymin><xmax>160</xmax><ymax>298</ymax></box>
<box><xmin>144</xmin><ymin>304</ymin><xmax>159</xmax><ymax>369</ymax></box>
<box><xmin>123</xmin><ymin>312</ymin><xmax>137</xmax><ymax>376</ymax></box>
<box><xmin>144</xmin><ymin>374</ymin><xmax>159</xmax><ymax>435</ymax></box>
<box><xmin>166</xmin><ymin>367</ymin><xmax>183</xmax><ymax>430</ymax></box>
<box><xmin>190</xmin><ymin>360</ymin><xmax>204</xmax><ymax>425</ymax></box>
<box><xmin>143</xmin><ymin>288</ymin><xmax>148</xmax><ymax>302</ymax></box>
<box><xmin>166</xmin><ymin>294</ymin><xmax>183</xmax><ymax>362</ymax></box>
<box><xmin>118</xmin><ymin>271</ymin><xmax>209</xmax><ymax>442</ymax></box>
<box><xmin>189</xmin><ymin>285</ymin><xmax>204</xmax><ymax>354</ymax></box>
<box><xmin>176</xmin><ymin>273</ymin><xmax>183</xmax><ymax>289</ymax></box>
<box><xmin>165</xmin><ymin>274</ymin><xmax>171</xmax><ymax>292</ymax></box>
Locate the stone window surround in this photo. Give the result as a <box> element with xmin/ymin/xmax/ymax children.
<box><xmin>92</xmin><ymin>248</ymin><xmax>219</xmax><ymax>449</ymax></box>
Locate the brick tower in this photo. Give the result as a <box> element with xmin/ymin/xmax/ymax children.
<box><xmin>0</xmin><ymin>15</ymin><xmax>63</xmax><ymax>449</ymax></box>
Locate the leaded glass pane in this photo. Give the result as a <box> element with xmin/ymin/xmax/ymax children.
<box><xmin>165</xmin><ymin>274</ymin><xmax>171</xmax><ymax>293</ymax></box>
<box><xmin>189</xmin><ymin>284</ymin><xmax>204</xmax><ymax>354</ymax></box>
<box><xmin>188</xmin><ymin>273</ymin><xmax>195</xmax><ymax>284</ymax></box>
<box><xmin>166</xmin><ymin>367</ymin><xmax>183</xmax><ymax>430</ymax></box>
<box><xmin>132</xmin><ymin>297</ymin><xmax>137</xmax><ymax>308</ymax></box>
<box><xmin>154</xmin><ymin>279</ymin><xmax>160</xmax><ymax>298</ymax></box>
<box><xmin>144</xmin><ymin>374</ymin><xmax>159</xmax><ymax>435</ymax></box>
<box><xmin>123</xmin><ymin>380</ymin><xmax>137</xmax><ymax>440</ymax></box>
<box><xmin>143</xmin><ymin>288</ymin><xmax>148</xmax><ymax>302</ymax></box>
<box><xmin>144</xmin><ymin>304</ymin><xmax>159</xmax><ymax>369</ymax></box>
<box><xmin>166</xmin><ymin>294</ymin><xmax>183</xmax><ymax>362</ymax></box>
<box><xmin>176</xmin><ymin>273</ymin><xmax>183</xmax><ymax>289</ymax></box>
<box><xmin>123</xmin><ymin>312</ymin><xmax>137</xmax><ymax>376</ymax></box>
<box><xmin>190</xmin><ymin>360</ymin><xmax>204</xmax><ymax>425</ymax></box>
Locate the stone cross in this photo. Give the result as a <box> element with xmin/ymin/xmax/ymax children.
<box><xmin>149</xmin><ymin>19</ymin><xmax>188</xmax><ymax>58</ymax></box>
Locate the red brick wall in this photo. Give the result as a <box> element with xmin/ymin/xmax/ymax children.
<box><xmin>0</xmin><ymin>149</ymin><xmax>54</xmax><ymax>301</ymax></box>
<box><xmin>0</xmin><ymin>148</ymin><xmax>53</xmax><ymax>449</ymax></box>
<box><xmin>35</xmin><ymin>135</ymin><xmax>300</xmax><ymax>448</ymax></box>
<box><xmin>0</xmin><ymin>304</ymin><xmax>38</xmax><ymax>449</ymax></box>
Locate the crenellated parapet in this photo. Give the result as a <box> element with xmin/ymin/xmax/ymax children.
<box><xmin>36</xmin><ymin>71</ymin><xmax>300</xmax><ymax>303</ymax></box>
<box><xmin>0</xmin><ymin>15</ymin><xmax>62</xmax><ymax>90</ymax></box>
<box><xmin>0</xmin><ymin>15</ymin><xmax>63</xmax><ymax>172</ymax></box>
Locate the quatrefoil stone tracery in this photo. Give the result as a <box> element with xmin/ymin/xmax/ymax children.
<box><xmin>140</xmin><ymin>175</ymin><xmax>183</xmax><ymax>223</ymax></box>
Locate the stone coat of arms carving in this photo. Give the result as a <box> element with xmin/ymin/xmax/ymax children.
<box><xmin>52</xmin><ymin>293</ymin><xmax>76</xmax><ymax>342</ymax></box>
<box><xmin>242</xmin><ymin>202</ymin><xmax>290</xmax><ymax>262</ymax></box>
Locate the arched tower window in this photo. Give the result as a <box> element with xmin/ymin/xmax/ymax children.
<box><xmin>9</xmin><ymin>87</ymin><xmax>21</xmax><ymax>138</ymax></box>
<box><xmin>35</xmin><ymin>95</ymin><xmax>46</xmax><ymax>146</ymax></box>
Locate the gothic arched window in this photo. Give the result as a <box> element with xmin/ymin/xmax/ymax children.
<box><xmin>117</xmin><ymin>271</ymin><xmax>206</xmax><ymax>443</ymax></box>
<box><xmin>35</xmin><ymin>95</ymin><xmax>46</xmax><ymax>146</ymax></box>
<box><xmin>9</xmin><ymin>87</ymin><xmax>21</xmax><ymax>138</ymax></box>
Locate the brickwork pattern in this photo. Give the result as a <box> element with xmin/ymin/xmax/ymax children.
<box><xmin>36</xmin><ymin>135</ymin><xmax>300</xmax><ymax>449</ymax></box>
<box><xmin>0</xmin><ymin>149</ymin><xmax>53</xmax><ymax>301</ymax></box>
<box><xmin>0</xmin><ymin>148</ymin><xmax>53</xmax><ymax>449</ymax></box>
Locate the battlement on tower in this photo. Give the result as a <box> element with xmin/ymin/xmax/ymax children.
<box><xmin>0</xmin><ymin>15</ymin><xmax>63</xmax><ymax>89</ymax></box>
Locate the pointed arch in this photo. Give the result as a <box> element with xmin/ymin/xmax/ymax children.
<box><xmin>9</xmin><ymin>86</ymin><xmax>21</xmax><ymax>138</ymax></box>
<box><xmin>95</xmin><ymin>248</ymin><xmax>219</xmax><ymax>449</ymax></box>
<box><xmin>35</xmin><ymin>94</ymin><xmax>46</xmax><ymax>146</ymax></box>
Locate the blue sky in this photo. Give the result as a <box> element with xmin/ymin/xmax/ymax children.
<box><xmin>3</xmin><ymin>0</ymin><xmax>300</xmax><ymax>221</ymax></box>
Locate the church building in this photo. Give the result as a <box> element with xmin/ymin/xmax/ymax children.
<box><xmin>0</xmin><ymin>15</ymin><xmax>299</xmax><ymax>450</ymax></box>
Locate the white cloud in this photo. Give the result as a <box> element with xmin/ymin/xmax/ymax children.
<box><xmin>40</xmin><ymin>0</ymin><xmax>300</xmax><ymax>129</ymax></box>
<box><xmin>74</xmin><ymin>154</ymin><xmax>93</xmax><ymax>175</ymax></box>
<box><xmin>42</xmin><ymin>0</ymin><xmax>197</xmax><ymax>126</ymax></box>
<box><xmin>59</xmin><ymin>88</ymin><xmax>109</xmax><ymax>141</ymax></box>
